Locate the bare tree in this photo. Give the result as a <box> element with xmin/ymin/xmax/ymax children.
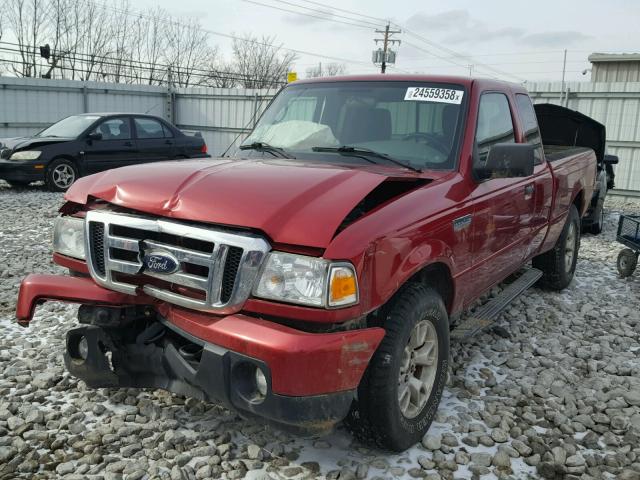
<box><xmin>162</xmin><ymin>17</ymin><xmax>218</xmax><ymax>87</ymax></box>
<box><xmin>306</xmin><ymin>62</ymin><xmax>347</xmax><ymax>78</ymax></box>
<box><xmin>204</xmin><ymin>60</ymin><xmax>241</xmax><ymax>88</ymax></box>
<box><xmin>231</xmin><ymin>34</ymin><xmax>296</xmax><ymax>88</ymax></box>
<box><xmin>0</xmin><ymin>0</ymin><xmax>297</xmax><ymax>88</ymax></box>
<box><xmin>6</xmin><ymin>0</ymin><xmax>50</xmax><ymax>77</ymax></box>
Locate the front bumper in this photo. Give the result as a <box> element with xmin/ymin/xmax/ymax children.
<box><xmin>66</xmin><ymin>319</ymin><xmax>355</xmax><ymax>431</ymax></box>
<box><xmin>17</xmin><ymin>274</ymin><xmax>385</xmax><ymax>429</ymax></box>
<box><xmin>0</xmin><ymin>159</ymin><xmax>45</xmax><ymax>182</ymax></box>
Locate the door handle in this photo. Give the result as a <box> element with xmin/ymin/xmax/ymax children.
<box><xmin>524</xmin><ymin>184</ymin><xmax>534</xmax><ymax>196</ymax></box>
<box><xmin>124</xmin><ymin>141</ymin><xmax>133</xmax><ymax>147</ymax></box>
<box><xmin>165</xmin><ymin>140</ymin><xmax>173</xmax><ymax>145</ymax></box>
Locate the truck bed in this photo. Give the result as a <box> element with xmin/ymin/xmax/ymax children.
<box><xmin>543</xmin><ymin>145</ymin><xmax>593</xmax><ymax>162</ymax></box>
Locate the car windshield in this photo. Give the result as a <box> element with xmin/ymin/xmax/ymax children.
<box><xmin>36</xmin><ymin>115</ymin><xmax>101</xmax><ymax>138</ymax></box>
<box><xmin>241</xmin><ymin>81</ymin><xmax>467</xmax><ymax>171</ymax></box>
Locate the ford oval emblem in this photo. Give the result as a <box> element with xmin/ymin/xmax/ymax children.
<box><xmin>142</xmin><ymin>251</ymin><xmax>179</xmax><ymax>275</ymax></box>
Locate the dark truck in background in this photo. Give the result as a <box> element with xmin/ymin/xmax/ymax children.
<box><xmin>17</xmin><ymin>75</ymin><xmax>597</xmax><ymax>451</ymax></box>
<box><xmin>0</xmin><ymin>113</ymin><xmax>209</xmax><ymax>191</ymax></box>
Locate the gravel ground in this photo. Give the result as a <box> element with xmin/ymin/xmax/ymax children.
<box><xmin>0</xmin><ymin>181</ymin><xmax>639</xmax><ymax>480</ymax></box>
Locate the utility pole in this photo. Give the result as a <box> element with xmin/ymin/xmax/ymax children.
<box><xmin>374</xmin><ymin>23</ymin><xmax>401</xmax><ymax>73</ymax></box>
<box><xmin>560</xmin><ymin>49</ymin><xmax>567</xmax><ymax>105</ymax></box>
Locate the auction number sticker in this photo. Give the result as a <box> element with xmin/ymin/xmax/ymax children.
<box><xmin>405</xmin><ymin>87</ymin><xmax>464</xmax><ymax>104</ymax></box>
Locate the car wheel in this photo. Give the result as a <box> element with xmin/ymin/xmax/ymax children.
<box><xmin>617</xmin><ymin>249</ymin><xmax>638</xmax><ymax>278</ymax></box>
<box><xmin>46</xmin><ymin>159</ymin><xmax>78</xmax><ymax>192</ymax></box>
<box><xmin>533</xmin><ymin>204</ymin><xmax>580</xmax><ymax>290</ymax></box>
<box><xmin>345</xmin><ymin>283</ymin><xmax>449</xmax><ymax>451</ymax></box>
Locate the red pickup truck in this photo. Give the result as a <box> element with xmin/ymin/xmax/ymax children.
<box><xmin>17</xmin><ymin>75</ymin><xmax>598</xmax><ymax>451</ymax></box>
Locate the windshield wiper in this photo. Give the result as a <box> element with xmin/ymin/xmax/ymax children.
<box><xmin>312</xmin><ymin>146</ymin><xmax>421</xmax><ymax>173</ymax></box>
<box><xmin>239</xmin><ymin>142</ymin><xmax>294</xmax><ymax>159</ymax></box>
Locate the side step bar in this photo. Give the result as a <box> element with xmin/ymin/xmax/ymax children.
<box><xmin>450</xmin><ymin>268</ymin><xmax>543</xmax><ymax>341</ymax></box>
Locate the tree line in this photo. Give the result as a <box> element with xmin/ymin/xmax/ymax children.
<box><xmin>0</xmin><ymin>0</ymin><xmax>308</xmax><ymax>88</ymax></box>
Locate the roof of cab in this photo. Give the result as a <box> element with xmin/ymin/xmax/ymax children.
<box><xmin>291</xmin><ymin>74</ymin><xmax>527</xmax><ymax>94</ymax></box>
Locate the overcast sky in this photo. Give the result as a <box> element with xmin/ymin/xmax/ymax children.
<box><xmin>139</xmin><ymin>0</ymin><xmax>639</xmax><ymax>82</ymax></box>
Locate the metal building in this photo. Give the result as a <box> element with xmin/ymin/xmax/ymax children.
<box><xmin>589</xmin><ymin>53</ymin><xmax>640</xmax><ymax>83</ymax></box>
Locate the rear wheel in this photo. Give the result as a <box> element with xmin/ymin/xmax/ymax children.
<box><xmin>345</xmin><ymin>284</ymin><xmax>449</xmax><ymax>451</ymax></box>
<box><xmin>46</xmin><ymin>158</ymin><xmax>78</xmax><ymax>192</ymax></box>
<box><xmin>617</xmin><ymin>249</ymin><xmax>638</xmax><ymax>278</ymax></box>
<box><xmin>533</xmin><ymin>204</ymin><xmax>581</xmax><ymax>290</ymax></box>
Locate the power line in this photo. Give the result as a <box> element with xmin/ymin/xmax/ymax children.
<box><xmin>252</xmin><ymin>0</ymin><xmax>526</xmax><ymax>81</ymax></box>
<box><xmin>294</xmin><ymin>0</ymin><xmax>390</xmax><ymax>24</ymax></box>
<box><xmin>0</xmin><ymin>41</ymin><xmax>283</xmax><ymax>84</ymax></box>
<box><xmin>247</xmin><ymin>0</ymin><xmax>385</xmax><ymax>29</ymax></box>
<box><xmin>242</xmin><ymin>0</ymin><xmax>376</xmax><ymax>29</ymax></box>
<box><xmin>79</xmin><ymin>0</ymin><xmax>376</xmax><ymax>68</ymax></box>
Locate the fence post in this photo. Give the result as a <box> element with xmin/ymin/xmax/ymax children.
<box><xmin>82</xmin><ymin>83</ymin><xmax>89</xmax><ymax>113</ymax></box>
<box><xmin>166</xmin><ymin>68</ymin><xmax>175</xmax><ymax>123</ymax></box>
<box><xmin>253</xmin><ymin>92</ymin><xmax>259</xmax><ymax>127</ymax></box>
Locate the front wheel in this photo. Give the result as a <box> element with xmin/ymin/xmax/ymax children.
<box><xmin>46</xmin><ymin>158</ymin><xmax>78</xmax><ymax>192</ymax></box>
<box><xmin>533</xmin><ymin>204</ymin><xmax>581</xmax><ymax>290</ymax></box>
<box><xmin>617</xmin><ymin>249</ymin><xmax>638</xmax><ymax>278</ymax></box>
<box><xmin>345</xmin><ymin>284</ymin><xmax>449</xmax><ymax>451</ymax></box>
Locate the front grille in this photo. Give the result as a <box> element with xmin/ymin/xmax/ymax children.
<box><xmin>221</xmin><ymin>247</ymin><xmax>243</xmax><ymax>303</ymax></box>
<box><xmin>84</xmin><ymin>210</ymin><xmax>270</xmax><ymax>314</ymax></box>
<box><xmin>89</xmin><ymin>222</ymin><xmax>106</xmax><ymax>275</ymax></box>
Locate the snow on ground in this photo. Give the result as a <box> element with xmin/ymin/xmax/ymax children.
<box><xmin>1</xmin><ymin>182</ymin><xmax>639</xmax><ymax>480</ymax></box>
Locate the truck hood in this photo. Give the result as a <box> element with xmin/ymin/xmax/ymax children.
<box><xmin>65</xmin><ymin>158</ymin><xmax>423</xmax><ymax>248</ymax></box>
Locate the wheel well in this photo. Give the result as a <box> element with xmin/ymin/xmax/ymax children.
<box><xmin>50</xmin><ymin>156</ymin><xmax>78</xmax><ymax>170</ymax></box>
<box><xmin>406</xmin><ymin>262</ymin><xmax>454</xmax><ymax>313</ymax></box>
<box><xmin>573</xmin><ymin>190</ymin><xmax>584</xmax><ymax>214</ymax></box>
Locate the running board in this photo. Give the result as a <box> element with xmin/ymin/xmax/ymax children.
<box><xmin>450</xmin><ymin>268</ymin><xmax>542</xmax><ymax>341</ymax></box>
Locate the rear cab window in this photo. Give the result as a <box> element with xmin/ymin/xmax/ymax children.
<box><xmin>515</xmin><ymin>94</ymin><xmax>544</xmax><ymax>165</ymax></box>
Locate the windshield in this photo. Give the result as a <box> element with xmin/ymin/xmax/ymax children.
<box><xmin>36</xmin><ymin>115</ymin><xmax>101</xmax><ymax>138</ymax></box>
<box><xmin>242</xmin><ymin>81</ymin><xmax>467</xmax><ymax>170</ymax></box>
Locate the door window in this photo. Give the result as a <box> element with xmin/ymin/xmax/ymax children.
<box><xmin>135</xmin><ymin>118</ymin><xmax>168</xmax><ymax>139</ymax></box>
<box><xmin>515</xmin><ymin>94</ymin><xmax>544</xmax><ymax>165</ymax></box>
<box><xmin>93</xmin><ymin>118</ymin><xmax>131</xmax><ymax>140</ymax></box>
<box><xmin>475</xmin><ymin>93</ymin><xmax>515</xmax><ymax>166</ymax></box>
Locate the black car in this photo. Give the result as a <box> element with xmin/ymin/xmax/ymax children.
<box><xmin>0</xmin><ymin>113</ymin><xmax>209</xmax><ymax>191</ymax></box>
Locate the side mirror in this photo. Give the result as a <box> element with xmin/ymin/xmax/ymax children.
<box><xmin>474</xmin><ymin>143</ymin><xmax>535</xmax><ymax>180</ymax></box>
<box><xmin>603</xmin><ymin>154</ymin><xmax>618</xmax><ymax>165</ymax></box>
<box><xmin>87</xmin><ymin>132</ymin><xmax>102</xmax><ymax>141</ymax></box>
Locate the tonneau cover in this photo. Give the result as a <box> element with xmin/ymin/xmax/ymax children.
<box><xmin>534</xmin><ymin>103</ymin><xmax>606</xmax><ymax>163</ymax></box>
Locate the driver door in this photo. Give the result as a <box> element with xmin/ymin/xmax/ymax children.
<box><xmin>83</xmin><ymin>117</ymin><xmax>139</xmax><ymax>173</ymax></box>
<box><xmin>467</xmin><ymin>93</ymin><xmax>536</xmax><ymax>300</ymax></box>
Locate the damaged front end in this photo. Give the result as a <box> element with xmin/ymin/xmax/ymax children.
<box><xmin>17</xmin><ymin>274</ymin><xmax>384</xmax><ymax>432</ymax></box>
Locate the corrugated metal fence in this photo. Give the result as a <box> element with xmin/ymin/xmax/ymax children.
<box><xmin>1</xmin><ymin>76</ymin><xmax>639</xmax><ymax>193</ymax></box>
<box><xmin>0</xmin><ymin>76</ymin><xmax>277</xmax><ymax>156</ymax></box>
<box><xmin>528</xmin><ymin>81</ymin><xmax>640</xmax><ymax>194</ymax></box>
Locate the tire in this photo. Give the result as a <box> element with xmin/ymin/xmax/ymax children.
<box><xmin>345</xmin><ymin>284</ymin><xmax>449</xmax><ymax>451</ymax></box>
<box><xmin>6</xmin><ymin>180</ymin><xmax>31</xmax><ymax>188</ymax></box>
<box><xmin>45</xmin><ymin>158</ymin><xmax>78</xmax><ymax>192</ymax></box>
<box><xmin>617</xmin><ymin>249</ymin><xmax>638</xmax><ymax>278</ymax></box>
<box><xmin>533</xmin><ymin>204</ymin><xmax>581</xmax><ymax>290</ymax></box>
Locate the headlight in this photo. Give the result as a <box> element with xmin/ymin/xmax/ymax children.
<box><xmin>53</xmin><ymin>216</ymin><xmax>86</xmax><ymax>260</ymax></box>
<box><xmin>9</xmin><ymin>150</ymin><xmax>42</xmax><ymax>161</ymax></box>
<box><xmin>253</xmin><ymin>252</ymin><xmax>358</xmax><ymax>308</ymax></box>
